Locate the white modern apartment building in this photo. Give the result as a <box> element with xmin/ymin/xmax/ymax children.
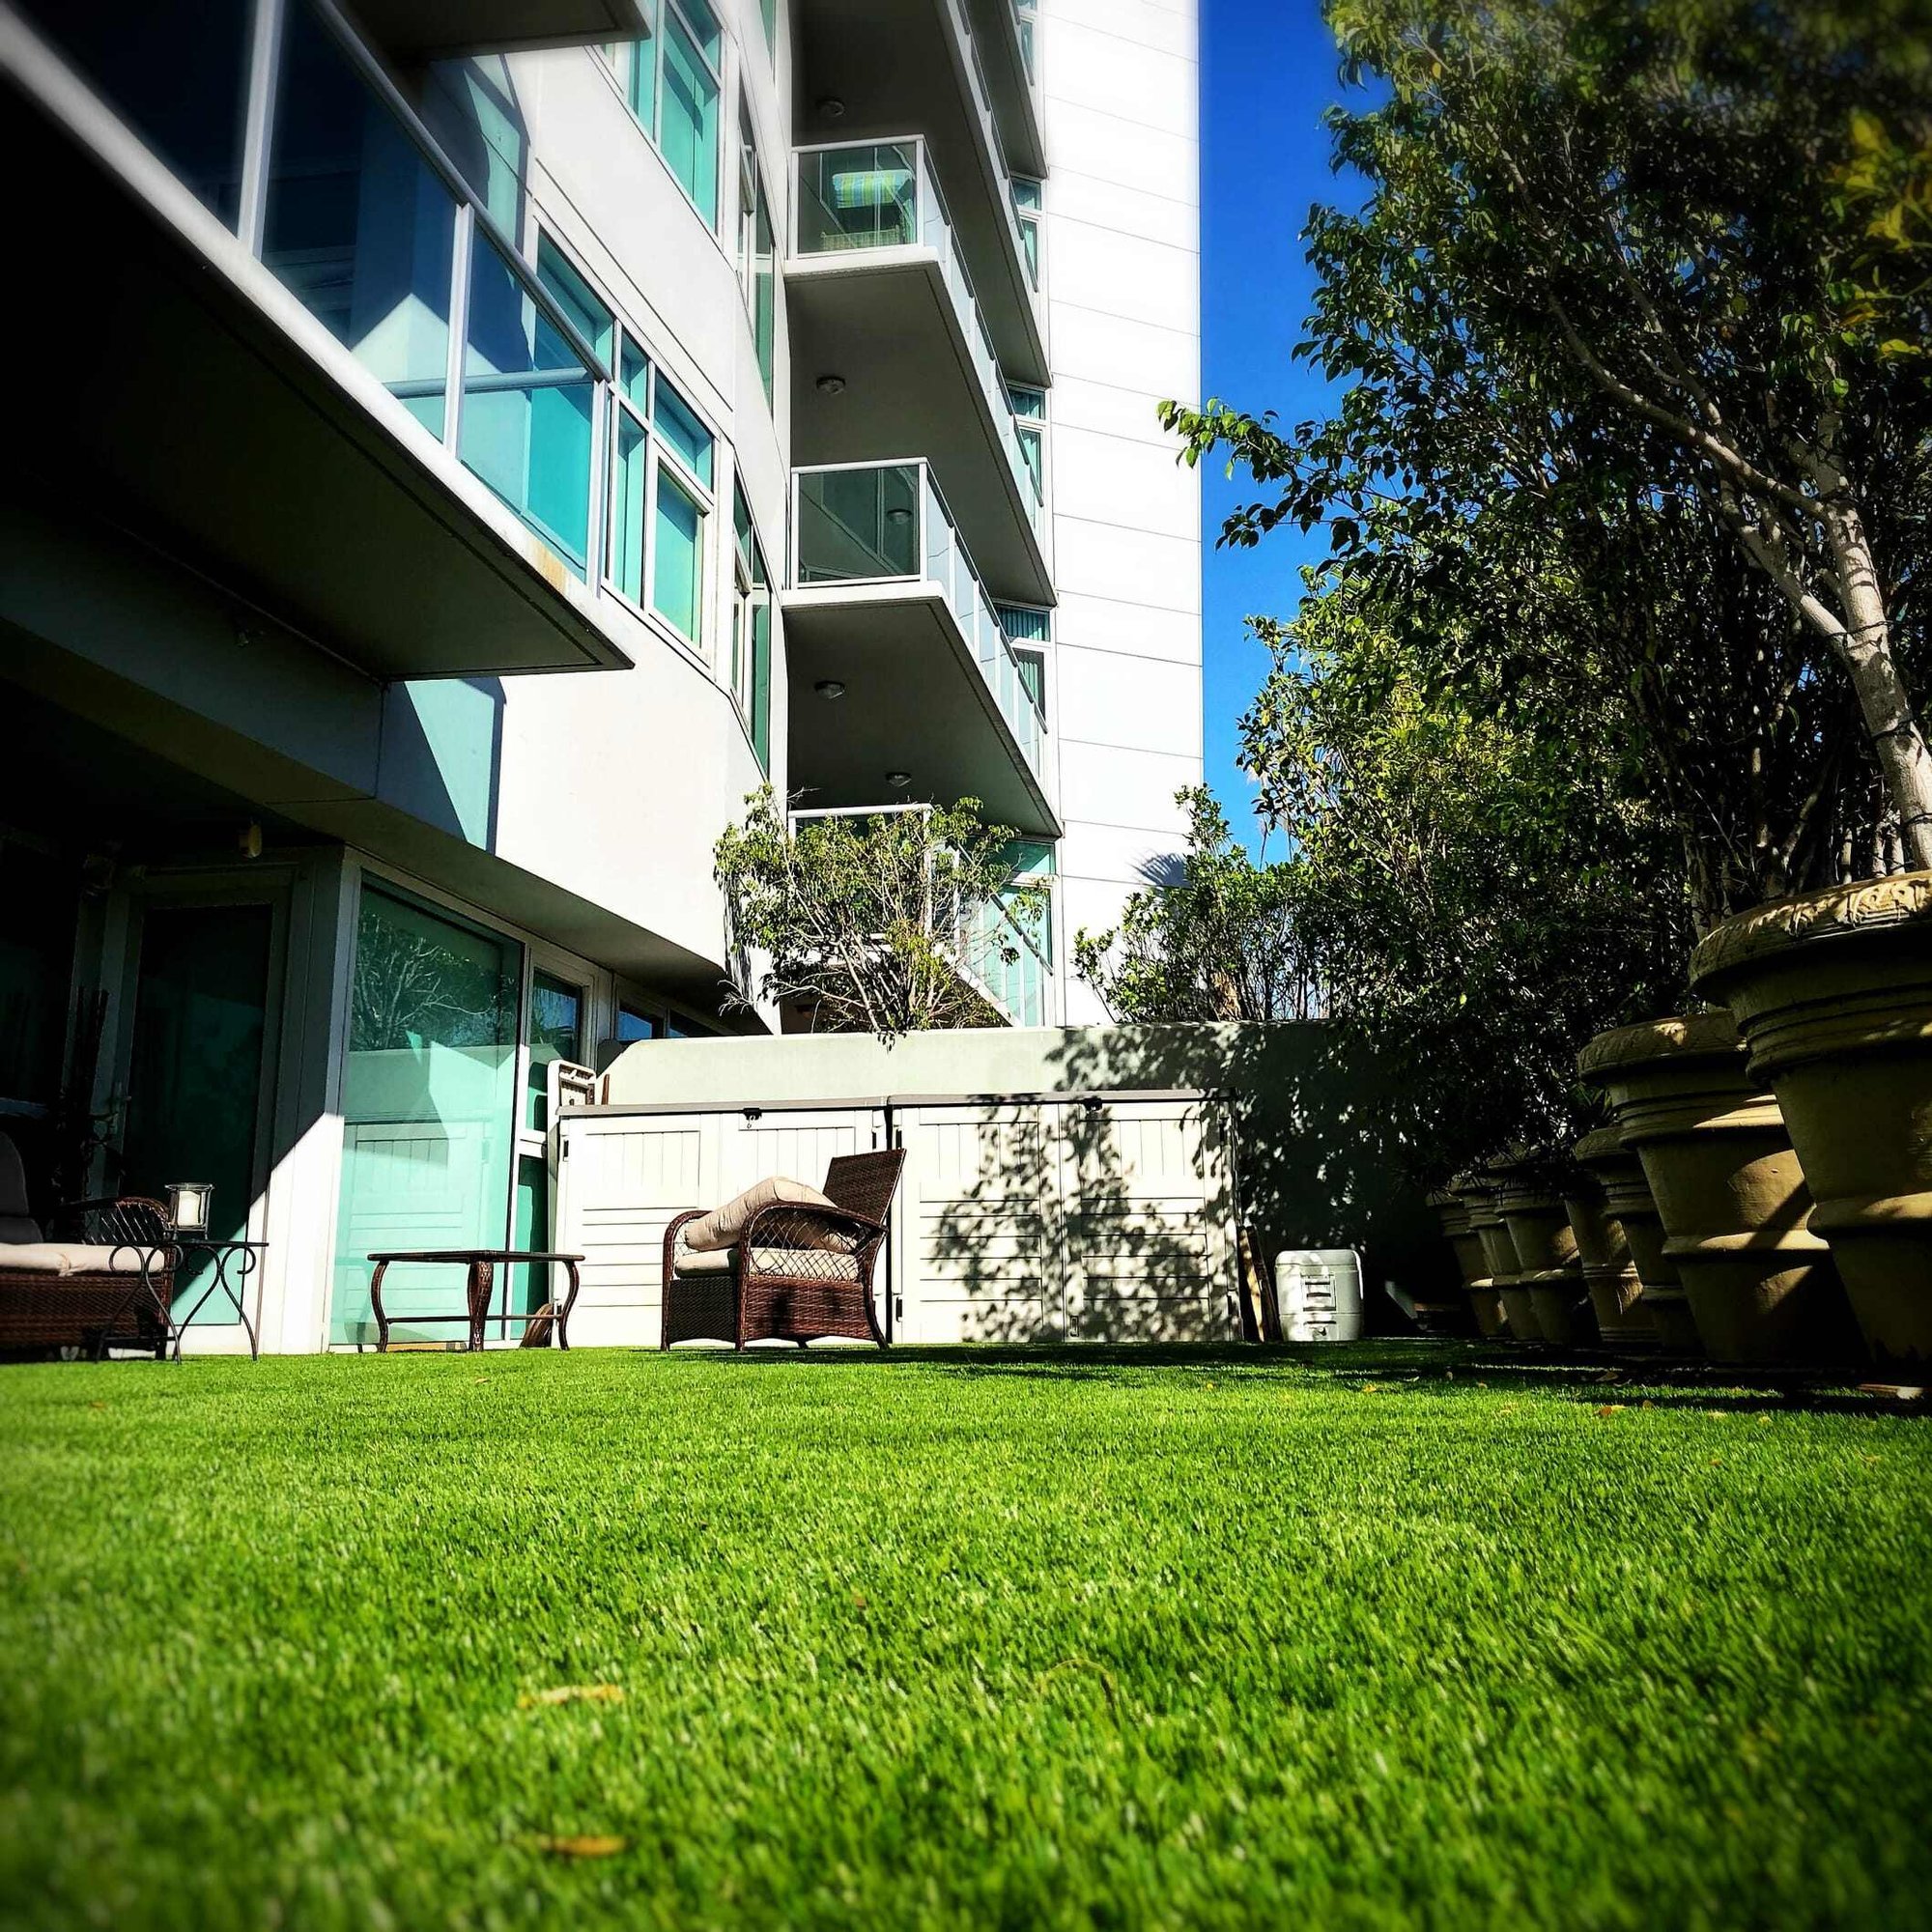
<box><xmin>0</xmin><ymin>0</ymin><xmax>1201</xmax><ymax>1350</ymax></box>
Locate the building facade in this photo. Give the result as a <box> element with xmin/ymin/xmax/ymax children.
<box><xmin>0</xmin><ymin>0</ymin><xmax>1201</xmax><ymax>1350</ymax></box>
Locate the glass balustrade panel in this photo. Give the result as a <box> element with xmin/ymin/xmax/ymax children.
<box><xmin>796</xmin><ymin>465</ymin><xmax>922</xmax><ymax>582</ymax></box>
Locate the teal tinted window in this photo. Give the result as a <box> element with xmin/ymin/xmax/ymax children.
<box><xmin>675</xmin><ymin>0</ymin><xmax>723</xmax><ymax>66</ymax></box>
<box><xmin>535</xmin><ymin>235</ymin><xmax>614</xmax><ymax>371</ymax></box>
<box><xmin>653</xmin><ymin>469</ymin><xmax>703</xmax><ymax>639</ymax></box>
<box><xmin>610</xmin><ymin>410</ymin><xmax>649</xmax><ymax>605</ymax></box>
<box><xmin>616</xmin><ymin>1006</ymin><xmax>664</xmax><ymax>1043</ymax></box>
<box><xmin>654</xmin><ymin>378</ymin><xmax>714</xmax><ymax>486</ymax></box>
<box><xmin>661</xmin><ymin>12</ymin><xmax>720</xmax><ymax>224</ymax></box>
<box><xmin>512</xmin><ymin>1153</ymin><xmax>551</xmax><ymax>1318</ymax></box>
<box><xmin>524</xmin><ymin>971</ymin><xmax>582</xmax><ymax>1132</ymax></box>
<box><xmin>997</xmin><ymin>603</ymin><xmax>1051</xmax><ymax>644</ymax></box>
<box><xmin>265</xmin><ymin>2</ymin><xmax>456</xmax><ymax>436</ymax></box>
<box><xmin>627</xmin><ymin>13</ymin><xmax>659</xmax><ymax>132</ymax></box>
<box><xmin>620</xmin><ymin>340</ymin><xmax>651</xmax><ymax>408</ymax></box>
<box><xmin>331</xmin><ymin>889</ymin><xmax>520</xmax><ymax>1346</ymax></box>
<box><xmin>460</xmin><ymin>237</ymin><xmax>594</xmax><ymax>571</ymax></box>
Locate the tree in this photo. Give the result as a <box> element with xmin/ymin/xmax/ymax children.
<box><xmin>1245</xmin><ymin>589</ymin><xmax>1689</xmax><ymax>1173</ymax></box>
<box><xmin>1167</xmin><ymin>0</ymin><xmax>1932</xmax><ymax>872</ymax></box>
<box><xmin>714</xmin><ymin>791</ymin><xmax>1048</xmax><ymax>1037</ymax></box>
<box><xmin>1075</xmin><ymin>788</ymin><xmax>1317</xmax><ymax>1022</ymax></box>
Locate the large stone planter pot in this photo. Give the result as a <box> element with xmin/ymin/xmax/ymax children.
<box><xmin>1691</xmin><ymin>870</ymin><xmax>1932</xmax><ymax>1367</ymax></box>
<box><xmin>1477</xmin><ymin>1169</ymin><xmax>1543</xmax><ymax>1342</ymax></box>
<box><xmin>1453</xmin><ymin>1176</ymin><xmax>1526</xmax><ymax>1339</ymax></box>
<box><xmin>1427</xmin><ymin>1189</ymin><xmax>1491</xmax><ymax>1292</ymax></box>
<box><xmin>1567</xmin><ymin>1129</ymin><xmax>1655</xmax><ymax>1349</ymax></box>
<box><xmin>1496</xmin><ymin>1157</ymin><xmax>1595</xmax><ymax>1348</ymax></box>
<box><xmin>1577</xmin><ymin>1014</ymin><xmax>1842</xmax><ymax>1364</ymax></box>
<box><xmin>1572</xmin><ymin>1127</ymin><xmax>1700</xmax><ymax>1353</ymax></box>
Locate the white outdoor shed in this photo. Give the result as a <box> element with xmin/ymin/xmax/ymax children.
<box><xmin>552</xmin><ymin>1028</ymin><xmax>1242</xmax><ymax>1347</ymax></box>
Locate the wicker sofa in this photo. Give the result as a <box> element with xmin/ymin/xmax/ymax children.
<box><xmin>0</xmin><ymin>1133</ymin><xmax>176</xmax><ymax>1358</ymax></box>
<box><xmin>661</xmin><ymin>1149</ymin><xmax>905</xmax><ymax>1350</ymax></box>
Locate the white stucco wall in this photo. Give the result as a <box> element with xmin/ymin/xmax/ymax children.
<box><xmin>1036</xmin><ymin>0</ymin><xmax>1205</xmax><ymax>1022</ymax></box>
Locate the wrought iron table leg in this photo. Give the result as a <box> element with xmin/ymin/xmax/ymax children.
<box><xmin>467</xmin><ymin>1259</ymin><xmax>494</xmax><ymax>1352</ymax></box>
<box><xmin>556</xmin><ymin>1261</ymin><xmax>581</xmax><ymax>1350</ymax></box>
<box><xmin>371</xmin><ymin>1261</ymin><xmax>391</xmax><ymax>1352</ymax></box>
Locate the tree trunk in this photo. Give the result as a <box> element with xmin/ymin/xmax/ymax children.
<box><xmin>1824</xmin><ymin>502</ymin><xmax>1932</xmax><ymax>871</ymax></box>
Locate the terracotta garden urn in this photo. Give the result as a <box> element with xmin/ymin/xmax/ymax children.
<box><xmin>1566</xmin><ymin>1129</ymin><xmax>1655</xmax><ymax>1349</ymax></box>
<box><xmin>1576</xmin><ymin>1013</ymin><xmax>1845</xmax><ymax>1364</ymax></box>
<box><xmin>1496</xmin><ymin>1154</ymin><xmax>1595</xmax><ymax>1348</ymax></box>
<box><xmin>1448</xmin><ymin>1175</ymin><xmax>1516</xmax><ymax>1339</ymax></box>
<box><xmin>1691</xmin><ymin>869</ymin><xmax>1932</xmax><ymax>1366</ymax></box>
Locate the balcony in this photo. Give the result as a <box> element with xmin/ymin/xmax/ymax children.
<box><xmin>788</xmin><ymin>140</ymin><xmax>1049</xmax><ymax>606</ymax></box>
<box><xmin>964</xmin><ymin>0</ymin><xmax>1044</xmax><ymax>178</ymax></box>
<box><xmin>1</xmin><ymin>0</ymin><xmax>636</xmax><ymax>679</ymax></box>
<box><xmin>793</xmin><ymin>0</ymin><xmax>1043</xmax><ymax>385</ymax></box>
<box><xmin>789</xmin><ymin>806</ymin><xmax>1053</xmax><ymax>1027</ymax></box>
<box><xmin>784</xmin><ymin>463</ymin><xmax>1058</xmax><ymax>841</ymax></box>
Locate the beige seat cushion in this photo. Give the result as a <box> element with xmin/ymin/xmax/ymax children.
<box><xmin>684</xmin><ymin>1175</ymin><xmax>836</xmax><ymax>1252</ymax></box>
<box><xmin>671</xmin><ymin>1237</ymin><xmax>862</xmax><ymax>1284</ymax></box>
<box><xmin>0</xmin><ymin>1242</ymin><xmax>159</xmax><ymax>1277</ymax></box>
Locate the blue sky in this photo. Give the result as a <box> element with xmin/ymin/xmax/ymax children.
<box><xmin>1197</xmin><ymin>0</ymin><xmax>1355</xmax><ymax>854</ymax></box>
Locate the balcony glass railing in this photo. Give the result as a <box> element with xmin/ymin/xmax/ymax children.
<box><xmin>794</xmin><ymin>140</ymin><xmax>1043</xmax><ymax>530</ymax></box>
<box><xmin>792</xmin><ymin>461</ymin><xmax>1047</xmax><ymax>779</ymax></box>
<box><xmin>787</xmin><ymin>806</ymin><xmax>1051</xmax><ymax>1026</ymax></box>
<box><xmin>42</xmin><ymin>0</ymin><xmax>611</xmax><ymax>581</ymax></box>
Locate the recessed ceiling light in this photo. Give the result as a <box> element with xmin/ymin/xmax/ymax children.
<box><xmin>814</xmin><ymin>679</ymin><xmax>847</xmax><ymax>699</ymax></box>
<box><xmin>815</xmin><ymin>373</ymin><xmax>846</xmax><ymax>395</ymax></box>
<box><xmin>886</xmin><ymin>771</ymin><xmax>913</xmax><ymax>788</ymax></box>
<box><xmin>817</xmin><ymin>96</ymin><xmax>846</xmax><ymax>119</ymax></box>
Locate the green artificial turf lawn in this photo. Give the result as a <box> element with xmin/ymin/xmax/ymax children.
<box><xmin>1</xmin><ymin>1345</ymin><xmax>1929</xmax><ymax>1931</ymax></box>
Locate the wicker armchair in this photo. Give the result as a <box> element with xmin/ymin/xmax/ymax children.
<box><xmin>662</xmin><ymin>1149</ymin><xmax>905</xmax><ymax>1350</ymax></box>
<box><xmin>0</xmin><ymin>1133</ymin><xmax>176</xmax><ymax>1358</ymax></box>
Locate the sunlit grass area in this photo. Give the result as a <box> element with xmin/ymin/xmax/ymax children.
<box><xmin>2</xmin><ymin>1344</ymin><xmax>1928</xmax><ymax>1929</ymax></box>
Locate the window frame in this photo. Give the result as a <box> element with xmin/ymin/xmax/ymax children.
<box><xmin>605</xmin><ymin>0</ymin><xmax>724</xmax><ymax>232</ymax></box>
<box><xmin>731</xmin><ymin>478</ymin><xmax>774</xmax><ymax>772</ymax></box>
<box><xmin>736</xmin><ymin>94</ymin><xmax>777</xmax><ymax>407</ymax></box>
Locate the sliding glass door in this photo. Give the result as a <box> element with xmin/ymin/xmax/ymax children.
<box><xmin>330</xmin><ymin>887</ymin><xmax>521</xmax><ymax>1345</ymax></box>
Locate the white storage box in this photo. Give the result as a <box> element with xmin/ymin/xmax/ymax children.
<box><xmin>1274</xmin><ymin>1249</ymin><xmax>1365</xmax><ymax>1342</ymax></box>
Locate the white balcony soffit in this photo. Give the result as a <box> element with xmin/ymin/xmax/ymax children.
<box><xmin>1</xmin><ymin>22</ymin><xmax>633</xmax><ymax>681</ymax></box>
<box><xmin>347</xmin><ymin>0</ymin><xmax>648</xmax><ymax>60</ymax></box>
<box><xmin>793</xmin><ymin>0</ymin><xmax>1045</xmax><ymax>384</ymax></box>
<box><xmin>781</xmin><ymin>582</ymin><xmax>1061</xmax><ymax>839</ymax></box>
<box><xmin>787</xmin><ymin>251</ymin><xmax>1052</xmax><ymax>607</ymax></box>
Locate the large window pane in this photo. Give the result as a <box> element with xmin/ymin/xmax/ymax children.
<box><xmin>525</xmin><ymin>971</ymin><xmax>582</xmax><ymax>1132</ymax></box>
<box><xmin>653</xmin><ymin>469</ymin><xmax>703</xmax><ymax>639</ymax></box>
<box><xmin>654</xmin><ymin>378</ymin><xmax>714</xmax><ymax>487</ymax></box>
<box><xmin>460</xmin><ymin>238</ymin><xmax>594</xmax><ymax>571</ymax></box>
<box><xmin>18</xmin><ymin>0</ymin><xmax>251</xmax><ymax>224</ymax></box>
<box><xmin>264</xmin><ymin>2</ymin><xmax>457</xmax><ymax>437</ymax></box>
<box><xmin>660</xmin><ymin>14</ymin><xmax>720</xmax><ymax>224</ymax></box>
<box><xmin>536</xmin><ymin>235</ymin><xmax>614</xmax><ymax>370</ymax></box>
<box><xmin>609</xmin><ymin>409</ymin><xmax>649</xmax><ymax>605</ymax></box>
<box><xmin>331</xmin><ymin>889</ymin><xmax>520</xmax><ymax>1346</ymax></box>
